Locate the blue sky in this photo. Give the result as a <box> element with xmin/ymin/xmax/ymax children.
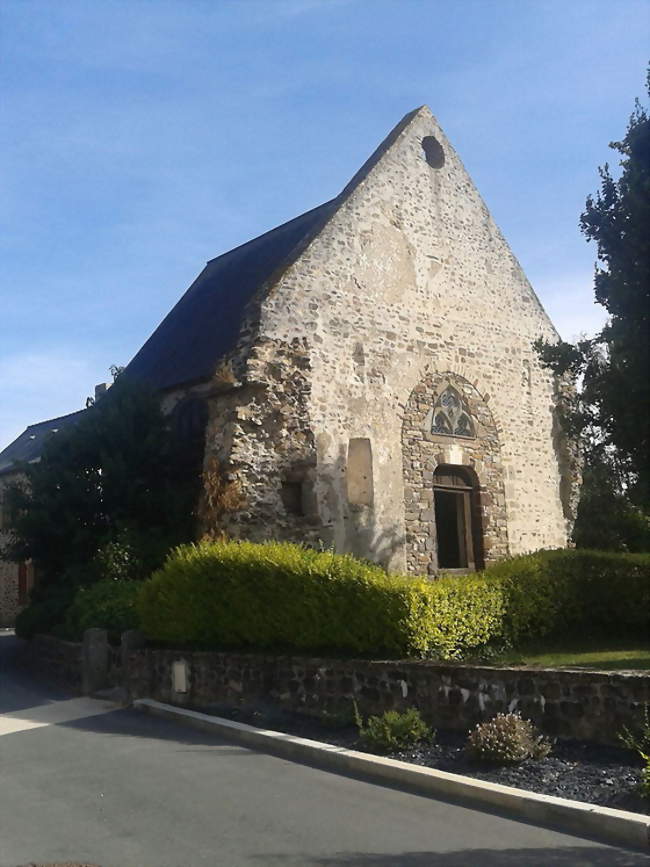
<box><xmin>1</xmin><ymin>0</ymin><xmax>648</xmax><ymax>449</ymax></box>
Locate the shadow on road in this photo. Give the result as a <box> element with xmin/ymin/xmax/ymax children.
<box><xmin>254</xmin><ymin>846</ymin><xmax>650</xmax><ymax>866</ymax></box>
<box><xmin>0</xmin><ymin>632</ymin><xmax>73</xmax><ymax>714</ymax></box>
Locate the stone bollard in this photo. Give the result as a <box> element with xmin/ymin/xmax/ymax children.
<box><xmin>113</xmin><ymin>629</ymin><xmax>147</xmax><ymax>702</ymax></box>
<box><xmin>82</xmin><ymin>627</ymin><xmax>109</xmax><ymax>695</ymax></box>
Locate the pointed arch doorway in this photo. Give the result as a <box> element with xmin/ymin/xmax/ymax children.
<box><xmin>433</xmin><ymin>465</ymin><xmax>483</xmax><ymax>571</ymax></box>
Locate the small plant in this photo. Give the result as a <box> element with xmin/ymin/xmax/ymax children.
<box><xmin>619</xmin><ymin>704</ymin><xmax>650</xmax><ymax>801</ymax></box>
<box><xmin>465</xmin><ymin>713</ymin><xmax>551</xmax><ymax>764</ymax></box>
<box><xmin>619</xmin><ymin>704</ymin><xmax>650</xmax><ymax>757</ymax></box>
<box><xmin>640</xmin><ymin>756</ymin><xmax>650</xmax><ymax>800</ymax></box>
<box><xmin>353</xmin><ymin>702</ymin><xmax>433</xmax><ymax>753</ymax></box>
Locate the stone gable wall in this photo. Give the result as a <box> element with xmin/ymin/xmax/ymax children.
<box><xmin>218</xmin><ymin>107</ymin><xmax>578</xmax><ymax>571</ymax></box>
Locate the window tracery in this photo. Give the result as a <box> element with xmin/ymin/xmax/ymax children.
<box><xmin>431</xmin><ymin>386</ymin><xmax>475</xmax><ymax>438</ymax></box>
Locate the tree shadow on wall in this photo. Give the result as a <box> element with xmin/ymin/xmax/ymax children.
<box><xmin>317</xmin><ymin>447</ymin><xmax>406</xmax><ymax>571</ymax></box>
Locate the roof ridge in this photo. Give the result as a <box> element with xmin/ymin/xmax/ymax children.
<box><xmin>25</xmin><ymin>408</ymin><xmax>86</xmax><ymax>431</ymax></box>
<box><xmin>121</xmin><ymin>107</ymin><xmax>431</xmax><ymax>393</ymax></box>
<box><xmin>206</xmin><ymin>198</ymin><xmax>338</xmax><ymax>266</ymax></box>
<box><xmin>338</xmin><ymin>106</ymin><xmax>426</xmax><ymax>200</ymax></box>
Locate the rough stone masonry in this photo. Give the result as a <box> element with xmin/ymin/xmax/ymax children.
<box><xmin>184</xmin><ymin>106</ymin><xmax>580</xmax><ymax>572</ymax></box>
<box><xmin>0</xmin><ymin>106</ymin><xmax>581</xmax><ymax>627</ymax></box>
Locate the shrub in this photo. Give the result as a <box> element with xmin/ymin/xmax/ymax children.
<box><xmin>138</xmin><ymin>540</ymin><xmax>505</xmax><ymax>658</ymax></box>
<box><xmin>15</xmin><ymin>582</ymin><xmax>78</xmax><ymax>640</ymax></box>
<box><xmin>93</xmin><ymin>532</ymin><xmax>145</xmax><ymax>582</ymax></box>
<box><xmin>483</xmin><ymin>549</ymin><xmax>650</xmax><ymax>645</ymax></box>
<box><xmin>63</xmin><ymin>579</ymin><xmax>141</xmax><ymax>640</ymax></box>
<box><xmin>354</xmin><ymin>704</ymin><xmax>433</xmax><ymax>753</ymax></box>
<box><xmin>465</xmin><ymin>713</ymin><xmax>551</xmax><ymax>764</ymax></box>
<box><xmin>138</xmin><ymin>541</ymin><xmax>649</xmax><ymax>659</ymax></box>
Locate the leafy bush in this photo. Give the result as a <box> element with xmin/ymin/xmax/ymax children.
<box><xmin>354</xmin><ymin>703</ymin><xmax>433</xmax><ymax>753</ymax></box>
<box><xmin>138</xmin><ymin>540</ymin><xmax>505</xmax><ymax>658</ymax></box>
<box><xmin>2</xmin><ymin>376</ymin><xmax>202</xmax><ymax>592</ymax></box>
<box><xmin>93</xmin><ymin>532</ymin><xmax>145</xmax><ymax>582</ymax></box>
<box><xmin>485</xmin><ymin>549</ymin><xmax>650</xmax><ymax>645</ymax></box>
<box><xmin>465</xmin><ymin>713</ymin><xmax>551</xmax><ymax>764</ymax></box>
<box><xmin>63</xmin><ymin>580</ymin><xmax>141</xmax><ymax>640</ymax></box>
<box><xmin>15</xmin><ymin>582</ymin><xmax>78</xmax><ymax>640</ymax></box>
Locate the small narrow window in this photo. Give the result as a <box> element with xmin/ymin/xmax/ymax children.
<box><xmin>347</xmin><ymin>438</ymin><xmax>374</xmax><ymax>507</ymax></box>
<box><xmin>281</xmin><ymin>480</ymin><xmax>304</xmax><ymax>516</ymax></box>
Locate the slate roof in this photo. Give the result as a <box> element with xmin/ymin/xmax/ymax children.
<box><xmin>122</xmin><ymin>106</ymin><xmax>423</xmax><ymax>393</ymax></box>
<box><xmin>122</xmin><ymin>199</ymin><xmax>339</xmax><ymax>392</ymax></box>
<box><xmin>0</xmin><ymin>410</ymin><xmax>85</xmax><ymax>477</ymax></box>
<box><xmin>0</xmin><ymin>107</ymin><xmax>425</xmax><ymax>470</ymax></box>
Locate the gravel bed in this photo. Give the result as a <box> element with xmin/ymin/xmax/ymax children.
<box><xmin>200</xmin><ymin>702</ymin><xmax>649</xmax><ymax>817</ymax></box>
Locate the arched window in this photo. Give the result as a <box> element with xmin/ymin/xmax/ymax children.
<box><xmin>431</xmin><ymin>386</ymin><xmax>475</xmax><ymax>438</ymax></box>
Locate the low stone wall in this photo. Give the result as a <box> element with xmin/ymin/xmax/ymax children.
<box><xmin>21</xmin><ymin>634</ymin><xmax>650</xmax><ymax>746</ymax></box>
<box><xmin>21</xmin><ymin>633</ymin><xmax>83</xmax><ymax>691</ymax></box>
<box><xmin>121</xmin><ymin>648</ymin><xmax>650</xmax><ymax>746</ymax></box>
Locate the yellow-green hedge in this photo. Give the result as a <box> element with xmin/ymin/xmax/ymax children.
<box><xmin>138</xmin><ymin>540</ymin><xmax>504</xmax><ymax>658</ymax></box>
<box><xmin>486</xmin><ymin>548</ymin><xmax>650</xmax><ymax>643</ymax></box>
<box><xmin>137</xmin><ymin>542</ymin><xmax>650</xmax><ymax>658</ymax></box>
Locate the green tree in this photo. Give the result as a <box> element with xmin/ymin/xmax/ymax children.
<box><xmin>536</xmin><ymin>70</ymin><xmax>650</xmax><ymax>548</ymax></box>
<box><xmin>2</xmin><ymin>375</ymin><xmax>204</xmax><ymax>590</ymax></box>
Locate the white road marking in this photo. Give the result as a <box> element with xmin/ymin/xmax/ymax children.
<box><xmin>0</xmin><ymin>696</ymin><xmax>115</xmax><ymax>736</ymax></box>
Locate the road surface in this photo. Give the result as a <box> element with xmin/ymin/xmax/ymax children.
<box><xmin>0</xmin><ymin>631</ymin><xmax>648</xmax><ymax>866</ymax></box>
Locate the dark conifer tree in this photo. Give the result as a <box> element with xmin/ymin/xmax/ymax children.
<box><xmin>536</xmin><ymin>70</ymin><xmax>650</xmax><ymax>548</ymax></box>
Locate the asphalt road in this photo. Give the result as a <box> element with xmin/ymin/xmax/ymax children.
<box><xmin>0</xmin><ymin>631</ymin><xmax>648</xmax><ymax>867</ymax></box>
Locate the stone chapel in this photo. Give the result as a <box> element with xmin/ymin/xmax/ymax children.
<box><xmin>0</xmin><ymin>106</ymin><xmax>578</xmax><ymax>622</ymax></box>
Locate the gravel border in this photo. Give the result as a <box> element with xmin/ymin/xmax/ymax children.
<box><xmin>199</xmin><ymin>701</ymin><xmax>649</xmax><ymax>817</ymax></box>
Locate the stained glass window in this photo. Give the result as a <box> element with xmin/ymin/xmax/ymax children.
<box><xmin>431</xmin><ymin>386</ymin><xmax>475</xmax><ymax>438</ymax></box>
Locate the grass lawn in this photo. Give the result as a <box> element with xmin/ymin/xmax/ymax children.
<box><xmin>496</xmin><ymin>639</ymin><xmax>650</xmax><ymax>671</ymax></box>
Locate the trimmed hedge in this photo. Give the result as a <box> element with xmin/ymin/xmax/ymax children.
<box><xmin>138</xmin><ymin>540</ymin><xmax>503</xmax><ymax>658</ymax></box>
<box><xmin>137</xmin><ymin>542</ymin><xmax>650</xmax><ymax>659</ymax></box>
<box><xmin>485</xmin><ymin>549</ymin><xmax>650</xmax><ymax>644</ymax></box>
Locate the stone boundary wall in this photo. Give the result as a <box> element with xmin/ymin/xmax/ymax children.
<box><xmin>21</xmin><ymin>635</ymin><xmax>650</xmax><ymax>746</ymax></box>
<box><xmin>120</xmin><ymin>649</ymin><xmax>650</xmax><ymax>745</ymax></box>
<box><xmin>21</xmin><ymin>633</ymin><xmax>83</xmax><ymax>691</ymax></box>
